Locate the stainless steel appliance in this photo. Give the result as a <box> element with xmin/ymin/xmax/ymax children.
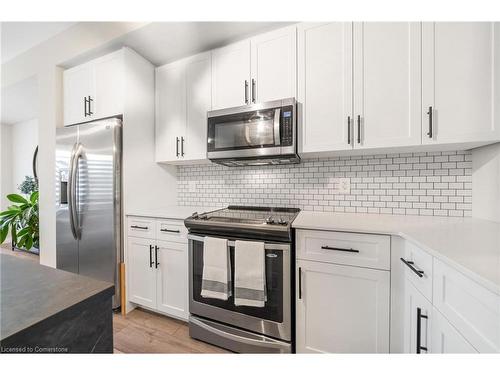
<box><xmin>207</xmin><ymin>98</ymin><xmax>299</xmax><ymax>166</ymax></box>
<box><xmin>185</xmin><ymin>206</ymin><xmax>300</xmax><ymax>353</ymax></box>
<box><xmin>55</xmin><ymin>118</ymin><xmax>122</xmax><ymax>309</ymax></box>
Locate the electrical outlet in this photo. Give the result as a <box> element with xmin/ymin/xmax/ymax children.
<box><xmin>188</xmin><ymin>181</ymin><xmax>196</xmax><ymax>193</ymax></box>
<box><xmin>330</xmin><ymin>177</ymin><xmax>350</xmax><ymax>194</ymax></box>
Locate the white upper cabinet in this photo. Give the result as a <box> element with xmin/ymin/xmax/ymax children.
<box><xmin>354</xmin><ymin>22</ymin><xmax>422</xmax><ymax>148</ymax></box>
<box><xmin>422</xmin><ymin>22</ymin><xmax>500</xmax><ymax>144</ymax></box>
<box><xmin>184</xmin><ymin>52</ymin><xmax>212</xmax><ymax>161</ymax></box>
<box><xmin>211</xmin><ymin>40</ymin><xmax>251</xmax><ymax>110</ymax></box>
<box><xmin>298</xmin><ymin>22</ymin><xmax>353</xmax><ymax>153</ymax></box>
<box><xmin>251</xmin><ymin>26</ymin><xmax>297</xmax><ymax>103</ymax></box>
<box><xmin>63</xmin><ymin>50</ymin><xmax>124</xmax><ymax>126</ymax></box>
<box><xmin>93</xmin><ymin>51</ymin><xmax>124</xmax><ymax>120</ymax></box>
<box><xmin>63</xmin><ymin>63</ymin><xmax>95</xmax><ymax>126</ymax></box>
<box><xmin>155</xmin><ymin>61</ymin><xmax>186</xmax><ymax>162</ymax></box>
<box><xmin>155</xmin><ymin>52</ymin><xmax>211</xmax><ymax>163</ymax></box>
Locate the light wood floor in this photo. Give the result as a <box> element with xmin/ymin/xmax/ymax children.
<box><xmin>113</xmin><ymin>308</ymin><xmax>229</xmax><ymax>354</ymax></box>
<box><xmin>1</xmin><ymin>243</ymin><xmax>227</xmax><ymax>353</ymax></box>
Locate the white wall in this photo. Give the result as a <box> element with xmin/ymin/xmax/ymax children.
<box><xmin>10</xmin><ymin>118</ymin><xmax>38</xmax><ymax>192</ymax></box>
<box><xmin>472</xmin><ymin>143</ymin><xmax>500</xmax><ymax>222</ymax></box>
<box><xmin>0</xmin><ymin>123</ymin><xmax>13</xmax><ymax>211</ymax></box>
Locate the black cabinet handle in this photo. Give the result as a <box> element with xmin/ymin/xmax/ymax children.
<box><xmin>87</xmin><ymin>96</ymin><xmax>93</xmax><ymax>115</ymax></box>
<box><xmin>176</xmin><ymin>137</ymin><xmax>179</xmax><ymax>157</ymax></box>
<box><xmin>347</xmin><ymin>116</ymin><xmax>351</xmax><ymax>145</ymax></box>
<box><xmin>181</xmin><ymin>137</ymin><xmax>185</xmax><ymax>157</ymax></box>
<box><xmin>357</xmin><ymin>115</ymin><xmax>361</xmax><ymax>144</ymax></box>
<box><xmin>155</xmin><ymin>245</ymin><xmax>159</xmax><ymax>268</ymax></box>
<box><xmin>149</xmin><ymin>244</ymin><xmax>154</xmax><ymax>268</ymax></box>
<box><xmin>321</xmin><ymin>245</ymin><xmax>359</xmax><ymax>253</ymax></box>
<box><xmin>400</xmin><ymin>258</ymin><xmax>424</xmax><ymax>278</ymax></box>
<box><xmin>131</xmin><ymin>225</ymin><xmax>148</xmax><ymax>230</ymax></box>
<box><xmin>416</xmin><ymin>307</ymin><xmax>428</xmax><ymax>353</ymax></box>
<box><xmin>251</xmin><ymin>79</ymin><xmax>256</xmax><ymax>103</ymax></box>
<box><xmin>427</xmin><ymin>106</ymin><xmax>433</xmax><ymax>138</ymax></box>
<box><xmin>160</xmin><ymin>228</ymin><xmax>180</xmax><ymax>233</ymax></box>
<box><xmin>244</xmin><ymin>80</ymin><xmax>249</xmax><ymax>104</ymax></box>
<box><xmin>298</xmin><ymin>267</ymin><xmax>302</xmax><ymax>300</ymax></box>
<box><xmin>84</xmin><ymin>97</ymin><xmax>88</xmax><ymax>117</ymax></box>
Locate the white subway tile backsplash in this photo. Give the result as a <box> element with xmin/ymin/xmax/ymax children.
<box><xmin>177</xmin><ymin>150</ymin><xmax>473</xmax><ymax>217</ymax></box>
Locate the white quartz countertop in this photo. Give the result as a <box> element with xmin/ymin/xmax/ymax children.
<box><xmin>126</xmin><ymin>205</ymin><xmax>217</xmax><ymax>220</ymax></box>
<box><xmin>293</xmin><ymin>211</ymin><xmax>500</xmax><ymax>295</ymax></box>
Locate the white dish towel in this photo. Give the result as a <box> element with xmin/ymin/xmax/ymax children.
<box><xmin>201</xmin><ymin>237</ymin><xmax>231</xmax><ymax>300</ymax></box>
<box><xmin>234</xmin><ymin>240</ymin><xmax>267</xmax><ymax>307</ymax></box>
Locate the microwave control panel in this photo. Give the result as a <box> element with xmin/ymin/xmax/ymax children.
<box><xmin>281</xmin><ymin>105</ymin><xmax>294</xmax><ymax>146</ymax></box>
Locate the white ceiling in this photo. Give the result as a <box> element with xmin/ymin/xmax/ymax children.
<box><xmin>62</xmin><ymin>22</ymin><xmax>293</xmax><ymax>68</ymax></box>
<box><xmin>1</xmin><ymin>76</ymin><xmax>38</xmax><ymax>125</ymax></box>
<box><xmin>1</xmin><ymin>22</ymin><xmax>76</xmax><ymax>63</ymax></box>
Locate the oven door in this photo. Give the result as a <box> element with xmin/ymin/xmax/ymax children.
<box><xmin>207</xmin><ymin>106</ymin><xmax>282</xmax><ymax>159</ymax></box>
<box><xmin>188</xmin><ymin>234</ymin><xmax>291</xmax><ymax>342</ymax></box>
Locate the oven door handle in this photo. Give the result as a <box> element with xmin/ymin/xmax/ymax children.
<box><xmin>189</xmin><ymin>316</ymin><xmax>290</xmax><ymax>351</ymax></box>
<box><xmin>187</xmin><ymin>234</ymin><xmax>290</xmax><ymax>251</ymax></box>
<box><xmin>273</xmin><ymin>108</ymin><xmax>281</xmax><ymax>146</ymax></box>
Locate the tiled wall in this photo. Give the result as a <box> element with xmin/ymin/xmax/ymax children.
<box><xmin>178</xmin><ymin>150</ymin><xmax>472</xmax><ymax>217</ymax></box>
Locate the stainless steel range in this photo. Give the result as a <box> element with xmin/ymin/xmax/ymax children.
<box><xmin>184</xmin><ymin>206</ymin><xmax>300</xmax><ymax>353</ymax></box>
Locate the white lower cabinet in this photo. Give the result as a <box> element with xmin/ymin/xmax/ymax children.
<box><xmin>431</xmin><ymin>307</ymin><xmax>478</xmax><ymax>353</ymax></box>
<box><xmin>156</xmin><ymin>240</ymin><xmax>188</xmax><ymax>317</ymax></box>
<box><xmin>403</xmin><ymin>281</ymin><xmax>432</xmax><ymax>354</ymax></box>
<box><xmin>296</xmin><ymin>260</ymin><xmax>390</xmax><ymax>353</ymax></box>
<box><xmin>127</xmin><ymin>237</ymin><xmax>157</xmax><ymax>309</ymax></box>
<box><xmin>126</xmin><ymin>216</ymin><xmax>188</xmax><ymax>320</ymax></box>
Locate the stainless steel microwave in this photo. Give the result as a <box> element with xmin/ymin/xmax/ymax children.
<box><xmin>207</xmin><ymin>98</ymin><xmax>299</xmax><ymax>167</ymax></box>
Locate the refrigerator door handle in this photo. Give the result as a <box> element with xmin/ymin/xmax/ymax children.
<box><xmin>68</xmin><ymin>143</ymin><xmax>84</xmax><ymax>240</ymax></box>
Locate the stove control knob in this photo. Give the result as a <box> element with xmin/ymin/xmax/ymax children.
<box><xmin>199</xmin><ymin>214</ymin><xmax>208</xmax><ymax>220</ymax></box>
<box><xmin>191</xmin><ymin>212</ymin><xmax>199</xmax><ymax>219</ymax></box>
<box><xmin>265</xmin><ymin>216</ymin><xmax>275</xmax><ymax>224</ymax></box>
<box><xmin>278</xmin><ymin>217</ymin><xmax>287</xmax><ymax>225</ymax></box>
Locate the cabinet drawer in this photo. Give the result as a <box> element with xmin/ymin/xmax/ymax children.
<box><xmin>296</xmin><ymin>230</ymin><xmax>390</xmax><ymax>270</ymax></box>
<box><xmin>401</xmin><ymin>242</ymin><xmax>433</xmax><ymax>302</ymax></box>
<box><xmin>156</xmin><ymin>219</ymin><xmax>187</xmax><ymax>243</ymax></box>
<box><xmin>127</xmin><ymin>217</ymin><xmax>156</xmax><ymax>239</ymax></box>
<box><xmin>433</xmin><ymin>259</ymin><xmax>500</xmax><ymax>353</ymax></box>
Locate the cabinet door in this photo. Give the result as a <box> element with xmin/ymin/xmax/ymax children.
<box><xmin>353</xmin><ymin>22</ymin><xmax>422</xmax><ymax>149</ymax></box>
<box><xmin>422</xmin><ymin>22</ymin><xmax>500</xmax><ymax>144</ymax></box>
<box><xmin>431</xmin><ymin>307</ymin><xmax>478</xmax><ymax>353</ymax></box>
<box><xmin>94</xmin><ymin>51</ymin><xmax>124</xmax><ymax>120</ymax></box>
<box><xmin>211</xmin><ymin>40</ymin><xmax>251</xmax><ymax>110</ymax></box>
<box><xmin>251</xmin><ymin>26</ymin><xmax>296</xmax><ymax>104</ymax></box>
<box><xmin>155</xmin><ymin>61</ymin><xmax>186</xmax><ymax>162</ymax></box>
<box><xmin>296</xmin><ymin>260</ymin><xmax>390</xmax><ymax>353</ymax></box>
<box><xmin>127</xmin><ymin>237</ymin><xmax>156</xmax><ymax>309</ymax></box>
<box><xmin>403</xmin><ymin>280</ymin><xmax>432</xmax><ymax>354</ymax></box>
<box><xmin>298</xmin><ymin>22</ymin><xmax>353</xmax><ymax>153</ymax></box>
<box><xmin>155</xmin><ymin>240</ymin><xmax>188</xmax><ymax>319</ymax></box>
<box><xmin>63</xmin><ymin>63</ymin><xmax>95</xmax><ymax>126</ymax></box>
<box><xmin>184</xmin><ymin>52</ymin><xmax>211</xmax><ymax>162</ymax></box>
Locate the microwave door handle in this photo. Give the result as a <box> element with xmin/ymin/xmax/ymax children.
<box><xmin>274</xmin><ymin>108</ymin><xmax>281</xmax><ymax>146</ymax></box>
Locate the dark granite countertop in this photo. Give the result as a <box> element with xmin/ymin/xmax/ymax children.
<box><xmin>0</xmin><ymin>254</ymin><xmax>114</xmax><ymax>341</ymax></box>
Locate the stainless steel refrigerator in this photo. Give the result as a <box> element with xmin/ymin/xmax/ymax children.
<box><xmin>56</xmin><ymin>118</ymin><xmax>122</xmax><ymax>308</ymax></box>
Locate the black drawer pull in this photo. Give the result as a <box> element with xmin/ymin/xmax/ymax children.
<box><xmin>321</xmin><ymin>245</ymin><xmax>359</xmax><ymax>253</ymax></box>
<box><xmin>131</xmin><ymin>225</ymin><xmax>148</xmax><ymax>230</ymax></box>
<box><xmin>160</xmin><ymin>228</ymin><xmax>180</xmax><ymax>233</ymax></box>
<box><xmin>298</xmin><ymin>267</ymin><xmax>302</xmax><ymax>300</ymax></box>
<box><xmin>400</xmin><ymin>258</ymin><xmax>424</xmax><ymax>278</ymax></box>
<box><xmin>149</xmin><ymin>244</ymin><xmax>154</xmax><ymax>268</ymax></box>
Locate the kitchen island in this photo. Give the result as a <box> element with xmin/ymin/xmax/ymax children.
<box><xmin>0</xmin><ymin>254</ymin><xmax>114</xmax><ymax>353</ymax></box>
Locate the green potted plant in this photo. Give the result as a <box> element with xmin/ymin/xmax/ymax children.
<box><xmin>0</xmin><ymin>176</ymin><xmax>39</xmax><ymax>252</ymax></box>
